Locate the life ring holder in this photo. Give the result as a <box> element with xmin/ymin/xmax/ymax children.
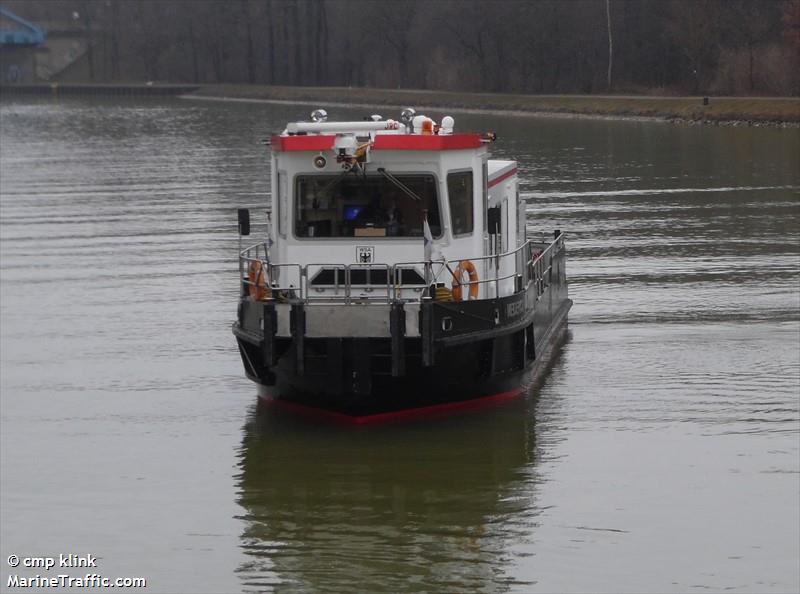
<box><xmin>451</xmin><ymin>260</ymin><xmax>480</xmax><ymax>301</ymax></box>
<box><xmin>247</xmin><ymin>260</ymin><xmax>271</xmax><ymax>301</ymax></box>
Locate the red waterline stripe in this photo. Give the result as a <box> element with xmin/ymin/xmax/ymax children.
<box><xmin>488</xmin><ymin>167</ymin><xmax>518</xmax><ymax>188</ymax></box>
<box><xmin>260</xmin><ymin>388</ymin><xmax>523</xmax><ymax>425</ymax></box>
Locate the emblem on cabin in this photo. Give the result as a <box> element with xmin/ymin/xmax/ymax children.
<box><xmin>356</xmin><ymin>246</ymin><xmax>375</xmax><ymax>263</ymax></box>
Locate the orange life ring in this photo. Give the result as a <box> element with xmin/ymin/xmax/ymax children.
<box><xmin>248</xmin><ymin>260</ymin><xmax>271</xmax><ymax>301</ymax></box>
<box><xmin>451</xmin><ymin>260</ymin><xmax>479</xmax><ymax>301</ymax></box>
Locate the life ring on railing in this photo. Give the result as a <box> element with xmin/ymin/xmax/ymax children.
<box><xmin>451</xmin><ymin>260</ymin><xmax>480</xmax><ymax>301</ymax></box>
<box><xmin>247</xmin><ymin>260</ymin><xmax>271</xmax><ymax>301</ymax></box>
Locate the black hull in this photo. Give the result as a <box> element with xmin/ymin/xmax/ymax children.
<box><xmin>234</xmin><ymin>296</ymin><xmax>572</xmax><ymax>419</ymax></box>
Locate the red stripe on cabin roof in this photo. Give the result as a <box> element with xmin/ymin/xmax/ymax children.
<box><xmin>270</xmin><ymin>133</ymin><xmax>483</xmax><ymax>152</ymax></box>
<box><xmin>488</xmin><ymin>167</ymin><xmax>518</xmax><ymax>188</ymax></box>
<box><xmin>270</xmin><ymin>135</ymin><xmax>336</xmax><ymax>151</ymax></box>
<box><xmin>372</xmin><ymin>134</ymin><xmax>482</xmax><ymax>150</ymax></box>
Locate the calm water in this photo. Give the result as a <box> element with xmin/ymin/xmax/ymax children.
<box><xmin>1</xmin><ymin>97</ymin><xmax>798</xmax><ymax>593</ymax></box>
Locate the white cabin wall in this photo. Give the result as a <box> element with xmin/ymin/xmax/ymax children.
<box><xmin>269</xmin><ymin>146</ymin><xmax>497</xmax><ymax>298</ymax></box>
<box><xmin>438</xmin><ymin>151</ymin><xmax>491</xmax><ymax>298</ymax></box>
<box><xmin>487</xmin><ymin>160</ymin><xmax>519</xmax><ymax>298</ymax></box>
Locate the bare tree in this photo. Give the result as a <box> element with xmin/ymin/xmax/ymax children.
<box><xmin>374</xmin><ymin>1</ymin><xmax>417</xmax><ymax>88</ymax></box>
<box><xmin>240</xmin><ymin>0</ymin><xmax>256</xmax><ymax>84</ymax></box>
<box><xmin>606</xmin><ymin>0</ymin><xmax>613</xmax><ymax>91</ymax></box>
<box><xmin>666</xmin><ymin>0</ymin><xmax>721</xmax><ymax>94</ymax></box>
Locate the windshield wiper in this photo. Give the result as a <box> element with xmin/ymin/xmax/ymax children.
<box><xmin>377</xmin><ymin>168</ymin><xmax>422</xmax><ymax>202</ymax></box>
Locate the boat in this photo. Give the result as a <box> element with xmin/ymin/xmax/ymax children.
<box><xmin>232</xmin><ymin>108</ymin><xmax>572</xmax><ymax>422</ymax></box>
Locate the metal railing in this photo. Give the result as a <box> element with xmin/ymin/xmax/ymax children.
<box><xmin>239</xmin><ymin>233</ymin><xmax>564</xmax><ymax>305</ymax></box>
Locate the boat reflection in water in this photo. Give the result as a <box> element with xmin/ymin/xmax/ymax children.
<box><xmin>234</xmin><ymin>347</ymin><xmax>568</xmax><ymax>593</ymax></box>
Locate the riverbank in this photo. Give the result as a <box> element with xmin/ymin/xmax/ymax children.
<box><xmin>190</xmin><ymin>84</ymin><xmax>800</xmax><ymax>127</ymax></box>
<box><xmin>0</xmin><ymin>83</ymin><xmax>200</xmax><ymax>97</ymax></box>
<box><xmin>2</xmin><ymin>82</ymin><xmax>798</xmax><ymax>125</ymax></box>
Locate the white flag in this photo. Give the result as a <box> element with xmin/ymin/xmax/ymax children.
<box><xmin>423</xmin><ymin>218</ymin><xmax>433</xmax><ymax>261</ymax></box>
<box><xmin>423</xmin><ymin>219</ymin><xmax>442</xmax><ymax>261</ymax></box>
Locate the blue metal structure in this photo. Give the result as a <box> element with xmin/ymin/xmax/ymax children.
<box><xmin>0</xmin><ymin>7</ymin><xmax>45</xmax><ymax>46</ymax></box>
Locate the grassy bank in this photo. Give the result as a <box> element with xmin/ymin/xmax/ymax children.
<box><xmin>3</xmin><ymin>82</ymin><xmax>797</xmax><ymax>124</ymax></box>
<box><xmin>190</xmin><ymin>84</ymin><xmax>800</xmax><ymax>125</ymax></box>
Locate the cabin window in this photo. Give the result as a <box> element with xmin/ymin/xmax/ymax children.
<box><xmin>294</xmin><ymin>173</ymin><xmax>442</xmax><ymax>239</ymax></box>
<box><xmin>447</xmin><ymin>170</ymin><xmax>474</xmax><ymax>236</ymax></box>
